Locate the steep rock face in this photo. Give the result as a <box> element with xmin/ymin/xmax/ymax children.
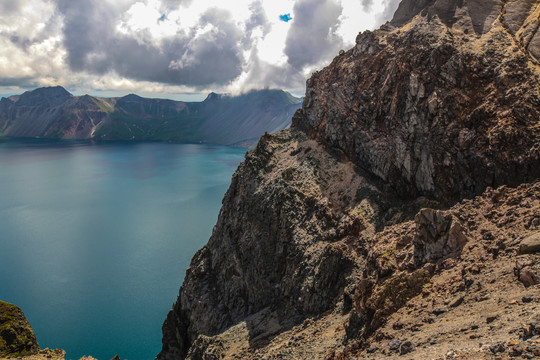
<box><xmin>0</xmin><ymin>301</ymin><xmax>39</xmax><ymax>357</ymax></box>
<box><xmin>159</xmin><ymin>129</ymin><xmax>390</xmax><ymax>359</ymax></box>
<box><xmin>298</xmin><ymin>0</ymin><xmax>540</xmax><ymax>203</ymax></box>
<box><xmin>159</xmin><ymin>0</ymin><xmax>540</xmax><ymax>358</ymax></box>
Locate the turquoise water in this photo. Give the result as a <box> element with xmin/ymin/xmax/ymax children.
<box><xmin>0</xmin><ymin>139</ymin><xmax>246</xmax><ymax>360</ymax></box>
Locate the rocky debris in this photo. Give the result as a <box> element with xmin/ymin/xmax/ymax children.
<box><xmin>0</xmin><ymin>301</ymin><xmax>39</xmax><ymax>357</ymax></box>
<box><xmin>185</xmin><ymin>336</ymin><xmax>225</xmax><ymax>360</ymax></box>
<box><xmin>331</xmin><ymin>182</ymin><xmax>540</xmax><ymax>359</ymax></box>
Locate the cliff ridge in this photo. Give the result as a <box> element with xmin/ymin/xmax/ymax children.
<box><xmin>159</xmin><ymin>0</ymin><xmax>540</xmax><ymax>358</ymax></box>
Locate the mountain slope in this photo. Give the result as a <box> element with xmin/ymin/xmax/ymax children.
<box><xmin>0</xmin><ymin>88</ymin><xmax>301</xmax><ymax>146</ymax></box>
<box><xmin>158</xmin><ymin>0</ymin><xmax>540</xmax><ymax>359</ymax></box>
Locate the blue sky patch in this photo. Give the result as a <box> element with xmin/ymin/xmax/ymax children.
<box><xmin>279</xmin><ymin>13</ymin><xmax>292</xmax><ymax>22</ymax></box>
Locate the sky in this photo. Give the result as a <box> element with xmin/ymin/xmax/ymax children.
<box><xmin>0</xmin><ymin>0</ymin><xmax>401</xmax><ymax>100</ymax></box>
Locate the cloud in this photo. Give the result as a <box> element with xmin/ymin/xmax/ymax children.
<box><xmin>54</xmin><ymin>0</ymin><xmax>244</xmax><ymax>88</ymax></box>
<box><xmin>243</xmin><ymin>0</ymin><xmax>271</xmax><ymax>49</ymax></box>
<box><xmin>0</xmin><ymin>0</ymin><xmax>406</xmax><ymax>97</ymax></box>
<box><xmin>159</xmin><ymin>0</ymin><xmax>192</xmax><ymax>12</ymax></box>
<box><xmin>284</xmin><ymin>0</ymin><xmax>344</xmax><ymax>71</ymax></box>
<box><xmin>361</xmin><ymin>0</ymin><xmax>374</xmax><ymax>11</ymax></box>
<box><xmin>377</xmin><ymin>0</ymin><xmax>402</xmax><ymax>24</ymax></box>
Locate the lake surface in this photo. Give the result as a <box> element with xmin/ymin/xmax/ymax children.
<box><xmin>0</xmin><ymin>138</ymin><xmax>246</xmax><ymax>360</ymax></box>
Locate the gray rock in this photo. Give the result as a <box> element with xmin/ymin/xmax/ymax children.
<box><xmin>433</xmin><ymin>307</ymin><xmax>448</xmax><ymax>316</ymax></box>
<box><xmin>515</xmin><ymin>255</ymin><xmax>540</xmax><ymax>287</ymax></box>
<box><xmin>299</xmin><ymin>0</ymin><xmax>540</xmax><ymax>204</ymax></box>
<box><xmin>366</xmin><ymin>347</ymin><xmax>379</xmax><ymax>353</ymax></box>
<box><xmin>519</xmin><ymin>232</ymin><xmax>540</xmax><ymax>254</ymax></box>
<box><xmin>489</xmin><ymin>342</ymin><xmax>506</xmax><ymax>354</ymax></box>
<box><xmin>389</xmin><ymin>340</ymin><xmax>402</xmax><ymax>352</ymax></box>
<box><xmin>449</xmin><ymin>295</ymin><xmax>465</xmax><ymax>308</ymax></box>
<box><xmin>400</xmin><ymin>341</ymin><xmax>416</xmax><ymax>355</ymax></box>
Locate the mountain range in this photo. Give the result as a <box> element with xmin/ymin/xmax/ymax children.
<box><xmin>0</xmin><ymin>87</ymin><xmax>302</xmax><ymax>146</ymax></box>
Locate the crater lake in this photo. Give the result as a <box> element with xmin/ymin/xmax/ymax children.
<box><xmin>0</xmin><ymin>138</ymin><xmax>246</xmax><ymax>360</ymax></box>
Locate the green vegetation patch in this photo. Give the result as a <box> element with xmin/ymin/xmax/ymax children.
<box><xmin>0</xmin><ymin>301</ymin><xmax>39</xmax><ymax>357</ymax></box>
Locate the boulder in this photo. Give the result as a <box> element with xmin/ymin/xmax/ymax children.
<box><xmin>413</xmin><ymin>209</ymin><xmax>468</xmax><ymax>266</ymax></box>
<box><xmin>519</xmin><ymin>232</ymin><xmax>540</xmax><ymax>254</ymax></box>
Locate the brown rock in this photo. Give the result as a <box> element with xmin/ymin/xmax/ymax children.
<box><xmin>519</xmin><ymin>232</ymin><xmax>540</xmax><ymax>254</ymax></box>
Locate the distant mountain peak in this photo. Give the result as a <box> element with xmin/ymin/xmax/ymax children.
<box><xmin>16</xmin><ymin>86</ymin><xmax>72</xmax><ymax>107</ymax></box>
<box><xmin>120</xmin><ymin>94</ymin><xmax>144</xmax><ymax>101</ymax></box>
<box><xmin>204</xmin><ymin>92</ymin><xmax>222</xmax><ymax>102</ymax></box>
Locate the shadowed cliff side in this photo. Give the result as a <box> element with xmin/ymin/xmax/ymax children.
<box><xmin>158</xmin><ymin>0</ymin><xmax>540</xmax><ymax>359</ymax></box>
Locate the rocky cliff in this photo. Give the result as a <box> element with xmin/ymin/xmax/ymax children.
<box><xmin>299</xmin><ymin>0</ymin><xmax>539</xmax><ymax>203</ymax></box>
<box><xmin>0</xmin><ymin>88</ymin><xmax>301</xmax><ymax>146</ymax></box>
<box><xmin>158</xmin><ymin>0</ymin><xmax>540</xmax><ymax>359</ymax></box>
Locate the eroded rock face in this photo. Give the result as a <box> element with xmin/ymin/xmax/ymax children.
<box><xmin>298</xmin><ymin>0</ymin><xmax>540</xmax><ymax>203</ymax></box>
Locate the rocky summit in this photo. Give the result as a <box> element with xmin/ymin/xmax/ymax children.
<box><xmin>158</xmin><ymin>0</ymin><xmax>540</xmax><ymax>359</ymax></box>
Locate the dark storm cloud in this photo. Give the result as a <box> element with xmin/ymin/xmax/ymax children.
<box><xmin>284</xmin><ymin>0</ymin><xmax>344</xmax><ymax>71</ymax></box>
<box><xmin>168</xmin><ymin>8</ymin><xmax>245</xmax><ymax>85</ymax></box>
<box><xmin>53</xmin><ymin>0</ymin><xmax>244</xmax><ymax>87</ymax></box>
<box><xmin>0</xmin><ymin>76</ymin><xmax>42</xmax><ymax>88</ymax></box>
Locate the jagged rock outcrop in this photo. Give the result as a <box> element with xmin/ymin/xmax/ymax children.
<box><xmin>0</xmin><ymin>88</ymin><xmax>301</xmax><ymax>146</ymax></box>
<box><xmin>0</xmin><ymin>301</ymin><xmax>39</xmax><ymax>357</ymax></box>
<box><xmin>159</xmin><ymin>0</ymin><xmax>540</xmax><ymax>359</ymax></box>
